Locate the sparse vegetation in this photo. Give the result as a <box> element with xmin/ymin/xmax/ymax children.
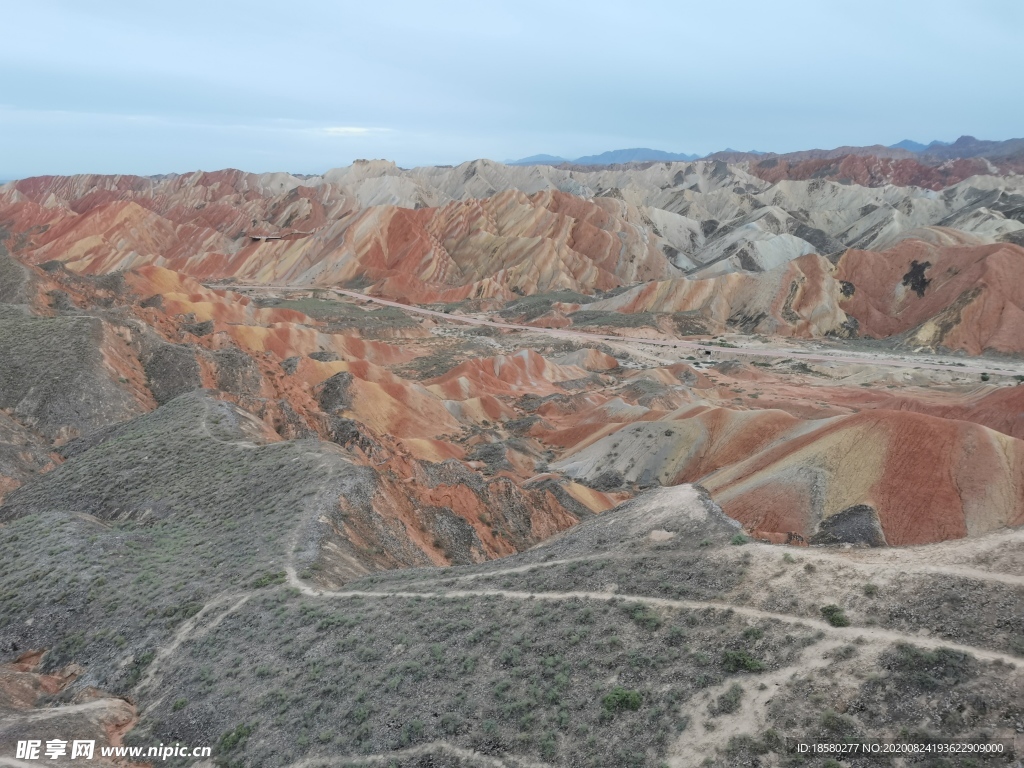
<box><xmin>710</xmin><ymin>683</ymin><xmax>744</xmax><ymax>715</ymax></box>
<box><xmin>883</xmin><ymin>644</ymin><xmax>976</xmax><ymax>690</ymax></box>
<box><xmin>570</xmin><ymin>310</ymin><xmax>661</xmax><ymax>329</ymax></box>
<box><xmin>256</xmin><ymin>297</ymin><xmax>416</xmax><ymax>336</ymax></box>
<box><xmin>215</xmin><ymin>723</ymin><xmax>254</xmax><ymax>764</ymax></box>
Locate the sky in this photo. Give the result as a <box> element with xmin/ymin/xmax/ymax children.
<box><xmin>1</xmin><ymin>0</ymin><xmax>1021</xmax><ymax>178</ymax></box>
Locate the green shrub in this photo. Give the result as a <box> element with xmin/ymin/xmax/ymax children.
<box><xmin>252</xmin><ymin>571</ymin><xmax>286</xmax><ymax>588</ymax></box>
<box><xmin>125</xmin><ymin>650</ymin><xmax>155</xmax><ymax>687</ymax></box>
<box><xmin>722</xmin><ymin>650</ymin><xmax>764</xmax><ymax>673</ymax></box>
<box><xmin>831</xmin><ymin>644</ymin><xmax>857</xmax><ymax>660</ymax></box>
<box><xmin>602</xmin><ymin>687</ymin><xmax>642</xmax><ymax>714</ymax></box>
<box><xmin>724</xmin><ymin>733</ymin><xmax>767</xmax><ymax>754</ymax></box>
<box><xmin>398</xmin><ymin>719</ymin><xmax>424</xmax><ymax>747</ymax></box>
<box><xmin>863</xmin><ymin>583</ymin><xmax>878</xmax><ymax>597</ymax></box>
<box><xmin>172</xmin><ymin>698</ymin><xmax>188</xmax><ymax>712</ymax></box>
<box><xmin>216</xmin><ymin>723</ymin><xmax>254</xmax><ymax>755</ymax></box>
<box><xmin>627</xmin><ymin>604</ymin><xmax>663</xmax><ymax>631</ymax></box>
<box><xmin>540</xmin><ymin>732</ymin><xmax>558</xmax><ymax>759</ymax></box>
<box><xmin>820</xmin><ymin>605</ymin><xmax>850</xmax><ymax>627</ymax></box>
<box><xmin>730</xmin><ymin>534</ymin><xmax>749</xmax><ymax>546</ymax></box>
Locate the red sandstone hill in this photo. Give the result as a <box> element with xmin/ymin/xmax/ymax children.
<box><xmin>747</xmin><ymin>155</ymin><xmax>1008</xmax><ymax>191</ymax></box>
<box><xmin>580</xmin><ymin>240</ymin><xmax>1024</xmax><ymax>354</ymax></box>
<box><xmin>702</xmin><ymin>409</ymin><xmax>1024</xmax><ymax>546</ymax></box>
<box><xmin>4</xmin><ymin>248</ymin><xmax>1024</xmax><ymax>554</ymax></box>
<box><xmin>1</xmin><ymin>182</ymin><xmax>678</xmax><ymax>301</ymax></box>
<box><xmin>555</xmin><ymin>402</ymin><xmax>1024</xmax><ymax>547</ymax></box>
<box><xmin>836</xmin><ymin>240</ymin><xmax>1024</xmax><ymax>354</ymax></box>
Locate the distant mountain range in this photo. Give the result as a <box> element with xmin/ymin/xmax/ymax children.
<box><xmin>509</xmin><ymin>137</ymin><xmax>1024</xmax><ymax>167</ymax></box>
<box><xmin>889</xmin><ymin>139</ymin><xmax>952</xmax><ymax>153</ymax></box>
<box><xmin>509</xmin><ymin>148</ymin><xmax>705</xmax><ymax>166</ymax></box>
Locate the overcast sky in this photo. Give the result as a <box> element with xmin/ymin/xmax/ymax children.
<box><xmin>2</xmin><ymin>0</ymin><xmax>1020</xmax><ymax>178</ymax></box>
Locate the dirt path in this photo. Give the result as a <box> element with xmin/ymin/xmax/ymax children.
<box><xmin>306</xmin><ymin>586</ymin><xmax>1023</xmax><ymax>666</ymax></box>
<box><xmin>3</xmin><ymin>698</ymin><xmax>115</xmax><ymax>723</ymax></box>
<box><xmin>123</xmin><ymin>523</ymin><xmax>1020</xmax><ymax>767</ymax></box>
<box><xmin>402</xmin><ymin>540</ymin><xmax>1024</xmax><ymax>592</ymax></box>
<box><xmin>286</xmin><ymin>564</ymin><xmax>322</xmax><ymax>596</ymax></box>
<box><xmin>137</xmin><ymin>592</ymin><xmax>251</xmax><ymax>695</ymax></box>
<box><xmin>787</xmin><ymin>528</ymin><xmax>1024</xmax><ymax>580</ymax></box>
<box><xmin>788</xmin><ymin>552</ymin><xmax>1024</xmax><ymax>587</ymax></box>
<box><xmin>667</xmin><ymin>638</ymin><xmax>852</xmax><ymax>767</ymax></box>
<box><xmin>221</xmin><ymin>283</ymin><xmax>1024</xmax><ymax>377</ymax></box>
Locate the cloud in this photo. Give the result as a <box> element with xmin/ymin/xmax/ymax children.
<box><xmin>320</xmin><ymin>126</ymin><xmax>391</xmax><ymax>137</ymax></box>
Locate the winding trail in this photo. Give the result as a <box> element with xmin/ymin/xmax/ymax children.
<box><xmin>221</xmin><ymin>283</ymin><xmax>1024</xmax><ymax>377</ymax></box>
<box><xmin>284</xmin><ymin>578</ymin><xmax>1024</xmax><ymax>667</ymax></box>
<box><xmin>137</xmin><ymin>592</ymin><xmax>252</xmax><ymax>695</ymax></box>
<box><xmin>118</xmin><ymin>523</ymin><xmax>1022</xmax><ymax>768</ymax></box>
<box><xmin>668</xmin><ymin>638</ymin><xmax>853</xmax><ymax>768</ymax></box>
<box><xmin>376</xmin><ymin>539</ymin><xmax>1024</xmax><ymax>591</ymax></box>
<box><xmin>127</xmin><ymin>384</ymin><xmax>1024</xmax><ymax>764</ymax></box>
<box><xmin>789</xmin><ymin>553</ymin><xmax>1024</xmax><ymax>588</ymax></box>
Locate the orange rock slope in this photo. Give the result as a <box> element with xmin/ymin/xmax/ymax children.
<box><xmin>0</xmin><ymin>258</ymin><xmax>631</xmax><ymax>570</ymax></box>
<box><xmin>702</xmin><ymin>410</ymin><xmax>1024</xmax><ymax>546</ymax></box>
<box><xmin>0</xmin><ymin>651</ymin><xmax>138</xmax><ymax>767</ymax></box>
<box><xmin>836</xmin><ymin>240</ymin><xmax>1024</xmax><ymax>354</ymax></box>
<box><xmin>554</xmin><ymin>394</ymin><xmax>1024</xmax><ymax>547</ymax></box>
<box><xmin>2</xmin><ymin>177</ymin><xmax>678</xmax><ymax>301</ymax></box>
